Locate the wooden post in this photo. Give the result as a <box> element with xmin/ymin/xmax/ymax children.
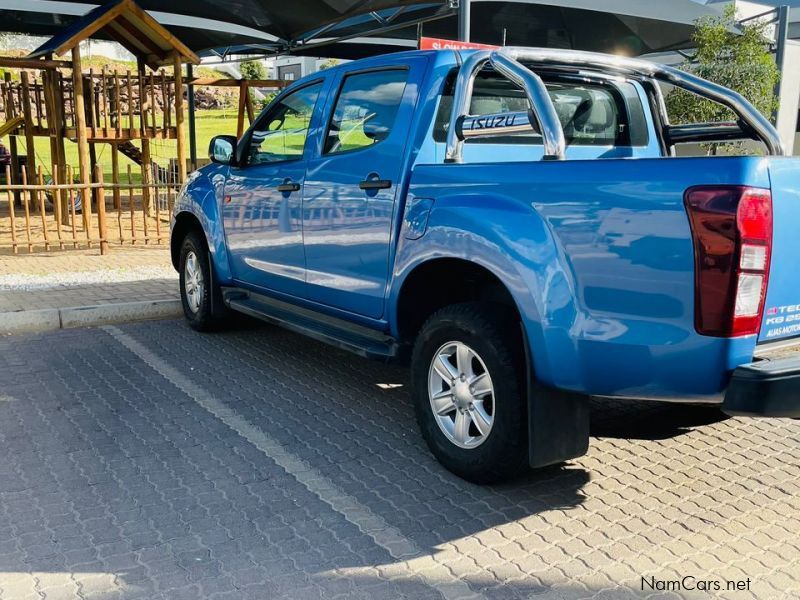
<box><xmin>4</xmin><ymin>72</ymin><xmax>21</xmax><ymax>207</ymax></box>
<box><xmin>141</xmin><ymin>137</ymin><xmax>152</xmax><ymax>215</ymax></box>
<box><xmin>50</xmin><ymin>168</ymin><xmax>64</xmax><ymax>250</ymax></box>
<box><xmin>101</xmin><ymin>66</ymin><xmax>109</xmax><ymax>134</ymax></box>
<box><xmin>236</xmin><ymin>80</ymin><xmax>247</xmax><ymax>139</ymax></box>
<box><xmin>54</xmin><ymin>73</ymin><xmax>69</xmax><ymax>225</ymax></box>
<box><xmin>137</xmin><ymin>58</ymin><xmax>152</xmax><ymax>216</ymax></box>
<box><xmin>83</xmin><ymin>86</ymin><xmax>98</xmax><ymax>227</ymax></box>
<box><xmin>127</xmin><ymin>164</ymin><xmax>135</xmax><ymax>243</ymax></box>
<box><xmin>95</xmin><ymin>164</ymin><xmax>108</xmax><ymax>255</ymax></box>
<box><xmin>84</xmin><ymin>74</ymin><xmax>101</xmax><ymax>218</ymax></box>
<box><xmin>173</xmin><ymin>53</ymin><xmax>187</xmax><ymax>183</ymax></box>
<box><xmin>114</xmin><ymin>70</ymin><xmax>122</xmax><ymax>137</ymax></box>
<box><xmin>149</xmin><ymin>71</ymin><xmax>157</xmax><ymax>136</ymax></box>
<box><xmin>88</xmin><ymin>68</ymin><xmax>97</xmax><ymax>139</ymax></box>
<box><xmin>19</xmin><ymin>72</ymin><xmax>37</xmax><ymax>180</ymax></box>
<box><xmin>36</xmin><ymin>166</ymin><xmax>50</xmax><ymax>252</ymax></box>
<box><xmin>20</xmin><ymin>166</ymin><xmax>32</xmax><ymax>253</ymax></box>
<box><xmin>126</xmin><ymin>70</ymin><xmax>134</xmax><ymax>137</ymax></box>
<box><xmin>34</xmin><ymin>79</ymin><xmax>43</xmax><ymax>130</ymax></box>
<box><xmin>71</xmin><ymin>46</ymin><xmax>93</xmax><ymax>241</ymax></box>
<box><xmin>137</xmin><ymin>58</ymin><xmax>149</xmax><ymax>132</ymax></box>
<box><xmin>42</xmin><ymin>69</ymin><xmax>68</xmax><ymax>225</ymax></box>
<box><xmin>64</xmin><ymin>167</ymin><xmax>78</xmax><ymax>248</ymax></box>
<box><xmin>187</xmin><ymin>63</ymin><xmax>197</xmax><ymax>170</ymax></box>
<box><xmin>4</xmin><ymin>165</ymin><xmax>17</xmax><ymax>254</ymax></box>
<box><xmin>89</xmin><ymin>142</ymin><xmax>98</xmax><ymax>194</ymax></box>
<box><xmin>245</xmin><ymin>83</ymin><xmax>255</xmax><ymax>124</ymax></box>
<box><xmin>160</xmin><ymin>69</ymin><xmax>169</xmax><ymax>136</ymax></box>
<box><xmin>111</xmin><ymin>144</ymin><xmax>121</xmax><ymax>209</ymax></box>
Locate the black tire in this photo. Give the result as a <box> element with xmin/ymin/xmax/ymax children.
<box><xmin>178</xmin><ymin>231</ymin><xmax>228</xmax><ymax>332</ymax></box>
<box><xmin>411</xmin><ymin>302</ymin><xmax>528</xmax><ymax>484</ymax></box>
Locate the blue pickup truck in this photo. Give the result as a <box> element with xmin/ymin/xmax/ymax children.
<box><xmin>171</xmin><ymin>47</ymin><xmax>800</xmax><ymax>483</ymax></box>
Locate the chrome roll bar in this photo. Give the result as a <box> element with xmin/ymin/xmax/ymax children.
<box><xmin>445</xmin><ymin>50</ymin><xmax>566</xmax><ymax>162</ymax></box>
<box><xmin>492</xmin><ymin>51</ymin><xmax>567</xmax><ymax>160</ymax></box>
<box><xmin>445</xmin><ymin>50</ymin><xmax>491</xmax><ymax>163</ymax></box>
<box><xmin>445</xmin><ymin>46</ymin><xmax>786</xmax><ymax>162</ymax></box>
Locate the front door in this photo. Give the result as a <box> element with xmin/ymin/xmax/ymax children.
<box><xmin>303</xmin><ymin>61</ymin><xmax>422</xmax><ymax>318</ymax></box>
<box><xmin>222</xmin><ymin>81</ymin><xmax>323</xmax><ymax>298</ymax></box>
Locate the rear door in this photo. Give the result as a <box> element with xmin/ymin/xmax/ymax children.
<box><xmin>302</xmin><ymin>57</ymin><xmax>424</xmax><ymax>318</ymax></box>
<box><xmin>759</xmin><ymin>158</ymin><xmax>800</xmax><ymax>343</ymax></box>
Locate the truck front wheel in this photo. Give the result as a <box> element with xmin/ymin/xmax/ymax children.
<box><xmin>179</xmin><ymin>231</ymin><xmax>228</xmax><ymax>331</ymax></box>
<box><xmin>411</xmin><ymin>303</ymin><xmax>528</xmax><ymax>483</ymax></box>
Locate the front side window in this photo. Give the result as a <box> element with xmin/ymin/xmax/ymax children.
<box><xmin>248</xmin><ymin>82</ymin><xmax>322</xmax><ymax>165</ymax></box>
<box><xmin>324</xmin><ymin>69</ymin><xmax>408</xmax><ymax>155</ymax></box>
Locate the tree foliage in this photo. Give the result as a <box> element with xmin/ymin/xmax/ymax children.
<box><xmin>318</xmin><ymin>59</ymin><xmax>340</xmax><ymax>71</ymax></box>
<box><xmin>239</xmin><ymin>60</ymin><xmax>266</xmax><ymax>80</ymax></box>
<box><xmin>666</xmin><ymin>5</ymin><xmax>779</xmax><ymax>153</ymax></box>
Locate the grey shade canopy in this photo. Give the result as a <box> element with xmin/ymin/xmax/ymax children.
<box><xmin>0</xmin><ymin>0</ymin><xmax>439</xmax><ymax>55</ymax></box>
<box><xmin>214</xmin><ymin>0</ymin><xmax>725</xmax><ymax>58</ymax></box>
<box><xmin>0</xmin><ymin>0</ymin><xmax>723</xmax><ymax>58</ymax></box>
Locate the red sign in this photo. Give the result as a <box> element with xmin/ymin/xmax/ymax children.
<box><xmin>419</xmin><ymin>37</ymin><xmax>499</xmax><ymax>51</ymax></box>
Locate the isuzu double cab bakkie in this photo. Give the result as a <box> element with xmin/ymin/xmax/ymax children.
<box><xmin>171</xmin><ymin>47</ymin><xmax>800</xmax><ymax>483</ymax></box>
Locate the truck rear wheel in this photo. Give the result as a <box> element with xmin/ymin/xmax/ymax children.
<box><xmin>411</xmin><ymin>302</ymin><xmax>528</xmax><ymax>483</ymax></box>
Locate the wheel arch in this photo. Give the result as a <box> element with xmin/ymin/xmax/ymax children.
<box><xmin>394</xmin><ymin>257</ymin><xmax>524</xmax><ymax>346</ymax></box>
<box><xmin>170</xmin><ymin>166</ymin><xmax>234</xmax><ymax>283</ymax></box>
<box><xmin>171</xmin><ymin>211</ymin><xmax>205</xmax><ymax>270</ymax></box>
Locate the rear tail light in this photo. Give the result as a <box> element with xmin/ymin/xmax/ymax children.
<box><xmin>684</xmin><ymin>186</ymin><xmax>772</xmax><ymax>337</ymax></box>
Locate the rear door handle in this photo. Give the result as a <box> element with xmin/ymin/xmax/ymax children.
<box><xmin>359</xmin><ymin>174</ymin><xmax>392</xmax><ymax>190</ymax></box>
<box><xmin>277</xmin><ymin>180</ymin><xmax>301</xmax><ymax>193</ymax></box>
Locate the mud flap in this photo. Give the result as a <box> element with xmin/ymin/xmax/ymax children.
<box><xmin>522</xmin><ymin>328</ymin><xmax>590</xmax><ymax>468</ymax></box>
<box><xmin>207</xmin><ymin>253</ymin><xmax>230</xmax><ymax>320</ymax></box>
<box><xmin>528</xmin><ymin>382</ymin><xmax>590</xmax><ymax>468</ymax></box>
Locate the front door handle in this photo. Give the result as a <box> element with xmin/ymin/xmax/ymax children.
<box><xmin>277</xmin><ymin>180</ymin><xmax>301</xmax><ymax>193</ymax></box>
<box><xmin>359</xmin><ymin>173</ymin><xmax>392</xmax><ymax>191</ymax></box>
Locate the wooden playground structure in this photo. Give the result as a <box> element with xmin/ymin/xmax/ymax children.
<box><xmin>0</xmin><ymin>0</ymin><xmax>287</xmax><ymax>255</ymax></box>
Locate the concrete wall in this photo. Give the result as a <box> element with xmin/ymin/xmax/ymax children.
<box><xmin>775</xmin><ymin>40</ymin><xmax>800</xmax><ymax>155</ymax></box>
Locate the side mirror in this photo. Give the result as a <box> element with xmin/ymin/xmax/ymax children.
<box><xmin>209</xmin><ymin>135</ymin><xmax>237</xmax><ymax>165</ymax></box>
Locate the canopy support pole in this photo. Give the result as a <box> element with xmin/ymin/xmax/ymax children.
<box><xmin>458</xmin><ymin>0</ymin><xmax>470</xmax><ymax>41</ymax></box>
<box><xmin>772</xmin><ymin>5</ymin><xmax>789</xmax><ymax>123</ymax></box>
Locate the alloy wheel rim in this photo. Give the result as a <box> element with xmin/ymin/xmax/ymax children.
<box><xmin>184</xmin><ymin>251</ymin><xmax>204</xmax><ymax>314</ymax></box>
<box><xmin>428</xmin><ymin>340</ymin><xmax>495</xmax><ymax>449</ymax></box>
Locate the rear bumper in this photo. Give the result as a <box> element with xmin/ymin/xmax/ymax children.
<box><xmin>723</xmin><ymin>354</ymin><xmax>800</xmax><ymax>417</ymax></box>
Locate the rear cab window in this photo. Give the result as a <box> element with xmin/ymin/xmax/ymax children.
<box><xmin>432</xmin><ymin>69</ymin><xmax>653</xmax><ymax>160</ymax></box>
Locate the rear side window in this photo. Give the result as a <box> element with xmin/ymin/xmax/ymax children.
<box><xmin>433</xmin><ymin>70</ymin><xmax>648</xmax><ymax>147</ymax></box>
<box><xmin>324</xmin><ymin>69</ymin><xmax>408</xmax><ymax>155</ymax></box>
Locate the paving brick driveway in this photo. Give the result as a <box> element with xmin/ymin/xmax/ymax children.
<box><xmin>0</xmin><ymin>319</ymin><xmax>798</xmax><ymax>600</ymax></box>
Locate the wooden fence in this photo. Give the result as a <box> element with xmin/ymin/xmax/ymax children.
<box><xmin>1</xmin><ymin>164</ymin><xmax>180</xmax><ymax>254</ymax></box>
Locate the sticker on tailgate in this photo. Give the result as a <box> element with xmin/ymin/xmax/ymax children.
<box><xmin>764</xmin><ymin>304</ymin><xmax>800</xmax><ymax>339</ymax></box>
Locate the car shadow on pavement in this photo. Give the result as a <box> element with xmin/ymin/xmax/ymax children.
<box><xmin>176</xmin><ymin>321</ymin><xmax>594</xmax><ymax>544</ymax></box>
<box><xmin>588</xmin><ymin>396</ymin><xmax>728</xmax><ymax>441</ymax></box>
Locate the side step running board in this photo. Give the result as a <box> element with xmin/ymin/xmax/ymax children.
<box><xmin>222</xmin><ymin>287</ymin><xmax>400</xmax><ymax>361</ymax></box>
